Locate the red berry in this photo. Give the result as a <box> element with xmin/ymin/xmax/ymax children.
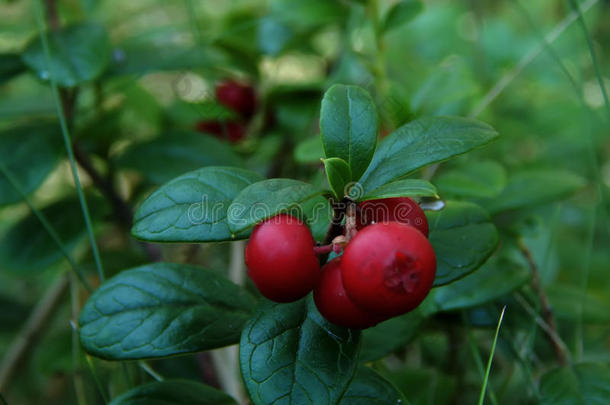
<box><xmin>195</xmin><ymin>120</ymin><xmax>246</xmax><ymax>143</ymax></box>
<box><xmin>357</xmin><ymin>197</ymin><xmax>429</xmax><ymax>236</ymax></box>
<box><xmin>245</xmin><ymin>214</ymin><xmax>320</xmax><ymax>303</ymax></box>
<box><xmin>341</xmin><ymin>222</ymin><xmax>436</xmax><ymax>317</ymax></box>
<box><xmin>314</xmin><ymin>257</ymin><xmax>385</xmax><ymax>329</ymax></box>
<box><xmin>215</xmin><ymin>80</ymin><xmax>257</xmax><ymax>119</ymax></box>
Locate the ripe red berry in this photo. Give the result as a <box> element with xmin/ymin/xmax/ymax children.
<box><xmin>314</xmin><ymin>257</ymin><xmax>385</xmax><ymax>329</ymax></box>
<box><xmin>195</xmin><ymin>120</ymin><xmax>246</xmax><ymax>143</ymax></box>
<box><xmin>341</xmin><ymin>222</ymin><xmax>436</xmax><ymax>317</ymax></box>
<box><xmin>245</xmin><ymin>214</ymin><xmax>320</xmax><ymax>303</ymax></box>
<box><xmin>215</xmin><ymin>80</ymin><xmax>257</xmax><ymax>119</ymax></box>
<box><xmin>357</xmin><ymin>197</ymin><xmax>429</xmax><ymax>236</ymax></box>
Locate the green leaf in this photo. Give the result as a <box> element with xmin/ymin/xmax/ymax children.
<box><xmin>483</xmin><ymin>169</ymin><xmax>586</xmax><ymax>215</ymax></box>
<box><xmin>320</xmin><ymin>84</ymin><xmax>378</xmax><ymax>180</ymax></box>
<box><xmin>323</xmin><ymin>157</ymin><xmax>352</xmax><ymax>200</ymax></box>
<box><xmin>302</xmin><ymin>195</ymin><xmax>332</xmax><ymax>242</ymax></box>
<box><xmin>240</xmin><ymin>298</ymin><xmax>361</xmax><ymax>405</ymax></box>
<box><xmin>79</xmin><ymin>262</ymin><xmax>256</xmax><ymax>360</ymax></box>
<box><xmin>359</xmin><ymin>116</ymin><xmax>498</xmax><ymax>194</ymax></box>
<box><xmin>340</xmin><ymin>367</ymin><xmax>407</xmax><ymax>405</ymax></box>
<box><xmin>0</xmin><ymin>196</ymin><xmax>107</xmax><ymax>272</ymax></box>
<box><xmin>427</xmin><ymin>201</ymin><xmax>498</xmax><ymax>286</ymax></box>
<box><xmin>109</xmin><ymin>380</ymin><xmax>238</xmax><ymax>405</ymax></box>
<box><xmin>115</xmin><ymin>132</ymin><xmax>242</xmax><ymax>184</ymax></box>
<box><xmin>227</xmin><ymin>179</ymin><xmax>327</xmax><ymax>233</ymax></box>
<box><xmin>435</xmin><ymin>160</ymin><xmax>506</xmax><ymax>199</ymax></box>
<box><xmin>360</xmin><ymin>179</ymin><xmax>438</xmax><ymax>201</ymax></box>
<box><xmin>295</xmin><ymin>136</ymin><xmax>325</xmax><ymax>164</ymax></box>
<box><xmin>0</xmin><ymin>123</ymin><xmax>63</xmax><ymax>205</ymax></box>
<box><xmin>132</xmin><ymin>167</ymin><xmax>263</xmax><ymax>242</ymax></box>
<box><xmin>382</xmin><ymin>0</ymin><xmax>423</xmax><ymax>33</ymax></box>
<box><xmin>431</xmin><ymin>256</ymin><xmax>530</xmax><ymax>312</ymax></box>
<box><xmin>540</xmin><ymin>363</ymin><xmax>610</xmax><ymax>405</ymax></box>
<box><xmin>0</xmin><ymin>53</ymin><xmax>25</xmax><ymax>84</ymax></box>
<box><xmin>22</xmin><ymin>23</ymin><xmax>111</xmax><ymax>87</ymax></box>
<box><xmin>547</xmin><ymin>284</ymin><xmax>610</xmax><ymax>324</ymax></box>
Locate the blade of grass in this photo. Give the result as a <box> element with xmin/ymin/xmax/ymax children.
<box><xmin>32</xmin><ymin>0</ymin><xmax>105</xmax><ymax>282</ymax></box>
<box><xmin>478</xmin><ymin>306</ymin><xmax>506</xmax><ymax>405</ymax></box>
<box><xmin>85</xmin><ymin>355</ymin><xmax>109</xmax><ymax>404</ymax></box>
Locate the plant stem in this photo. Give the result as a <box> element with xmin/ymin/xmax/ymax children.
<box><xmin>70</xmin><ymin>273</ymin><xmax>88</xmax><ymax>405</ymax></box>
<box><xmin>318</xmin><ymin>200</ymin><xmax>347</xmax><ymax>266</ymax></box>
<box><xmin>0</xmin><ymin>273</ymin><xmax>70</xmax><ymax>391</ymax></box>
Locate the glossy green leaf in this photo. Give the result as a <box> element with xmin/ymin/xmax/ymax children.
<box><xmin>340</xmin><ymin>367</ymin><xmax>407</xmax><ymax>405</ymax></box>
<box><xmin>294</xmin><ymin>136</ymin><xmax>325</xmax><ymax>164</ymax></box>
<box><xmin>228</xmin><ymin>179</ymin><xmax>327</xmax><ymax>233</ymax></box>
<box><xmin>323</xmin><ymin>157</ymin><xmax>352</xmax><ymax>200</ymax></box>
<box><xmin>240</xmin><ymin>298</ymin><xmax>361</xmax><ymax>405</ymax></box>
<box><xmin>483</xmin><ymin>169</ymin><xmax>586</xmax><ymax>215</ymax></box>
<box><xmin>0</xmin><ymin>53</ymin><xmax>25</xmax><ymax>84</ymax></box>
<box><xmin>22</xmin><ymin>23</ymin><xmax>111</xmax><ymax>87</ymax></box>
<box><xmin>427</xmin><ymin>201</ymin><xmax>498</xmax><ymax>286</ymax></box>
<box><xmin>360</xmin><ymin>179</ymin><xmax>438</xmax><ymax>201</ymax></box>
<box><xmin>0</xmin><ymin>123</ymin><xmax>63</xmax><ymax>205</ymax></box>
<box><xmin>0</xmin><ymin>196</ymin><xmax>106</xmax><ymax>272</ymax></box>
<box><xmin>383</xmin><ymin>0</ymin><xmax>423</xmax><ymax>33</ymax></box>
<box><xmin>79</xmin><ymin>263</ymin><xmax>256</xmax><ymax>360</ymax></box>
<box><xmin>359</xmin><ymin>116</ymin><xmax>498</xmax><ymax>193</ymax></box>
<box><xmin>539</xmin><ymin>363</ymin><xmax>610</xmax><ymax>405</ymax></box>
<box><xmin>109</xmin><ymin>380</ymin><xmax>238</xmax><ymax>405</ymax></box>
<box><xmin>132</xmin><ymin>167</ymin><xmax>263</xmax><ymax>242</ymax></box>
<box><xmin>431</xmin><ymin>256</ymin><xmax>530</xmax><ymax>312</ymax></box>
<box><xmin>115</xmin><ymin>132</ymin><xmax>242</xmax><ymax>184</ymax></box>
<box><xmin>435</xmin><ymin>160</ymin><xmax>506</xmax><ymax>199</ymax></box>
<box><xmin>320</xmin><ymin>84</ymin><xmax>378</xmax><ymax>180</ymax></box>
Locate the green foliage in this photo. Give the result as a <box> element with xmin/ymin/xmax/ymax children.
<box><xmin>340</xmin><ymin>367</ymin><xmax>407</xmax><ymax>404</ymax></box>
<box><xmin>539</xmin><ymin>363</ymin><xmax>610</xmax><ymax>405</ymax></box>
<box><xmin>361</xmin><ymin>179</ymin><xmax>438</xmax><ymax>201</ymax></box>
<box><xmin>323</xmin><ymin>157</ymin><xmax>351</xmax><ymax>200</ymax></box>
<box><xmin>108</xmin><ymin>380</ymin><xmax>238</xmax><ymax>405</ymax></box>
<box><xmin>382</xmin><ymin>0</ymin><xmax>424</xmax><ymax>33</ymax></box>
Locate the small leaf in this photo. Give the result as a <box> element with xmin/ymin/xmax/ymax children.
<box><xmin>382</xmin><ymin>0</ymin><xmax>423</xmax><ymax>33</ymax></box>
<box><xmin>115</xmin><ymin>131</ymin><xmax>242</xmax><ymax>184</ymax></box>
<box><xmin>0</xmin><ymin>53</ymin><xmax>25</xmax><ymax>84</ymax></box>
<box><xmin>340</xmin><ymin>367</ymin><xmax>407</xmax><ymax>405</ymax></box>
<box><xmin>320</xmin><ymin>84</ymin><xmax>378</xmax><ymax>180</ymax></box>
<box><xmin>427</xmin><ymin>201</ymin><xmax>498</xmax><ymax>286</ymax></box>
<box><xmin>323</xmin><ymin>157</ymin><xmax>352</xmax><ymax>200</ymax></box>
<box><xmin>109</xmin><ymin>379</ymin><xmax>238</xmax><ymax>405</ymax></box>
<box><xmin>22</xmin><ymin>23</ymin><xmax>111</xmax><ymax>87</ymax></box>
<box><xmin>359</xmin><ymin>116</ymin><xmax>498</xmax><ymax>194</ymax></box>
<box><xmin>540</xmin><ymin>363</ymin><xmax>610</xmax><ymax>405</ymax></box>
<box><xmin>79</xmin><ymin>263</ymin><xmax>256</xmax><ymax>360</ymax></box>
<box><xmin>228</xmin><ymin>179</ymin><xmax>327</xmax><ymax>233</ymax></box>
<box><xmin>132</xmin><ymin>167</ymin><xmax>263</xmax><ymax>243</ymax></box>
<box><xmin>240</xmin><ymin>298</ymin><xmax>361</xmax><ymax>405</ymax></box>
<box><xmin>0</xmin><ymin>123</ymin><xmax>63</xmax><ymax>205</ymax></box>
<box><xmin>435</xmin><ymin>160</ymin><xmax>506</xmax><ymax>199</ymax></box>
<box><xmin>483</xmin><ymin>169</ymin><xmax>586</xmax><ymax>215</ymax></box>
<box><xmin>360</xmin><ymin>179</ymin><xmax>438</xmax><ymax>201</ymax></box>
<box><xmin>295</xmin><ymin>136</ymin><xmax>325</xmax><ymax>164</ymax></box>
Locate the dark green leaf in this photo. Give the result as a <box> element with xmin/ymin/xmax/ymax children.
<box><xmin>302</xmin><ymin>195</ymin><xmax>332</xmax><ymax>242</ymax></box>
<box><xmin>540</xmin><ymin>363</ymin><xmax>610</xmax><ymax>405</ymax></box>
<box><xmin>295</xmin><ymin>137</ymin><xmax>325</xmax><ymax>164</ymax></box>
<box><xmin>483</xmin><ymin>169</ymin><xmax>586</xmax><ymax>215</ymax></box>
<box><xmin>22</xmin><ymin>23</ymin><xmax>111</xmax><ymax>87</ymax></box>
<box><xmin>227</xmin><ymin>179</ymin><xmax>327</xmax><ymax>233</ymax></box>
<box><xmin>383</xmin><ymin>0</ymin><xmax>423</xmax><ymax>33</ymax></box>
<box><xmin>427</xmin><ymin>201</ymin><xmax>498</xmax><ymax>286</ymax></box>
<box><xmin>340</xmin><ymin>367</ymin><xmax>407</xmax><ymax>405</ymax></box>
<box><xmin>0</xmin><ymin>123</ymin><xmax>63</xmax><ymax>205</ymax></box>
<box><xmin>431</xmin><ymin>256</ymin><xmax>530</xmax><ymax>311</ymax></box>
<box><xmin>323</xmin><ymin>157</ymin><xmax>352</xmax><ymax>200</ymax></box>
<box><xmin>359</xmin><ymin>116</ymin><xmax>498</xmax><ymax>193</ymax></box>
<box><xmin>0</xmin><ymin>53</ymin><xmax>25</xmax><ymax>84</ymax></box>
<box><xmin>79</xmin><ymin>262</ymin><xmax>256</xmax><ymax>360</ymax></box>
<box><xmin>320</xmin><ymin>84</ymin><xmax>378</xmax><ymax>180</ymax></box>
<box><xmin>115</xmin><ymin>131</ymin><xmax>242</xmax><ymax>184</ymax></box>
<box><xmin>435</xmin><ymin>160</ymin><xmax>506</xmax><ymax>199</ymax></box>
<box><xmin>240</xmin><ymin>298</ymin><xmax>361</xmax><ymax>405</ymax></box>
<box><xmin>0</xmin><ymin>196</ymin><xmax>107</xmax><ymax>272</ymax></box>
<box><xmin>132</xmin><ymin>166</ymin><xmax>263</xmax><ymax>242</ymax></box>
<box><xmin>109</xmin><ymin>379</ymin><xmax>238</xmax><ymax>405</ymax></box>
<box><xmin>360</xmin><ymin>179</ymin><xmax>438</xmax><ymax>201</ymax></box>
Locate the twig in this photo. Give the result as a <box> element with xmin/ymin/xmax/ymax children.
<box><xmin>0</xmin><ymin>274</ymin><xmax>70</xmax><ymax>391</ymax></box>
<box><xmin>517</xmin><ymin>240</ymin><xmax>569</xmax><ymax>366</ymax></box>
<box><xmin>317</xmin><ymin>201</ymin><xmax>346</xmax><ymax>266</ymax></box>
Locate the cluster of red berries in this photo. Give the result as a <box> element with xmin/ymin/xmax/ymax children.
<box><xmin>244</xmin><ymin>197</ymin><xmax>436</xmax><ymax>329</ymax></box>
<box><xmin>196</xmin><ymin>79</ymin><xmax>257</xmax><ymax>143</ymax></box>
